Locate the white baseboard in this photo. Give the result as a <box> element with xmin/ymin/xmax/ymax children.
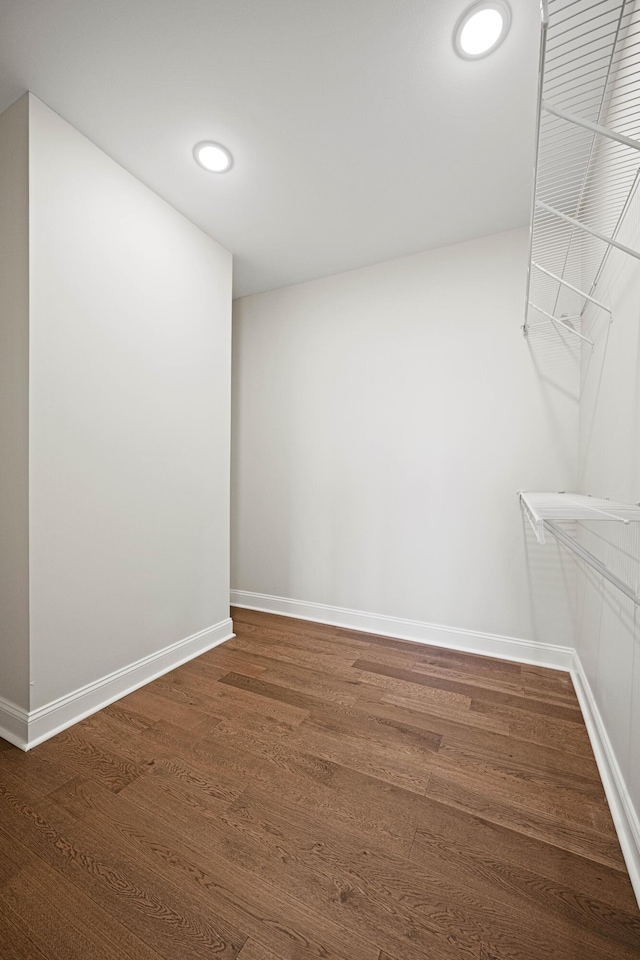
<box><xmin>0</xmin><ymin>696</ymin><xmax>29</xmax><ymax>750</ymax></box>
<box><xmin>571</xmin><ymin>654</ymin><xmax>640</xmax><ymax>906</ymax></box>
<box><xmin>0</xmin><ymin>618</ymin><xmax>234</xmax><ymax>752</ymax></box>
<box><xmin>230</xmin><ymin>590</ymin><xmax>574</xmax><ymax>670</ymax></box>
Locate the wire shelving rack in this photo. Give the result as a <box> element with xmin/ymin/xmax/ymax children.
<box><xmin>524</xmin><ymin>0</ymin><xmax>640</xmax><ymax>344</ymax></box>
<box><xmin>519</xmin><ymin>491</ymin><xmax>640</xmax><ymax>605</ymax></box>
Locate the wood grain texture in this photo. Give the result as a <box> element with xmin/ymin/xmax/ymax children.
<box><xmin>0</xmin><ymin>911</ymin><xmax>51</xmax><ymax>960</ymax></box>
<box><xmin>0</xmin><ymin>857</ymin><xmax>166</xmax><ymax>960</ymax></box>
<box><xmin>0</xmin><ymin>606</ymin><xmax>638</xmax><ymax>959</ymax></box>
<box><xmin>237</xmin><ymin>941</ymin><xmax>284</xmax><ymax>960</ymax></box>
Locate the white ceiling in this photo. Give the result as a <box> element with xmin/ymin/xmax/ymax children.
<box><xmin>0</xmin><ymin>0</ymin><xmax>541</xmax><ymax>297</ymax></box>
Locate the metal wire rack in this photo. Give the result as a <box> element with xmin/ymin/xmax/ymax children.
<box><xmin>524</xmin><ymin>0</ymin><xmax>640</xmax><ymax>344</ymax></box>
<box><xmin>519</xmin><ymin>491</ymin><xmax>640</xmax><ymax>604</ymax></box>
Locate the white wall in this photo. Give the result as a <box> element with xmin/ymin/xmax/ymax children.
<box><xmin>575</xmin><ymin>173</ymin><xmax>640</xmax><ymax>871</ymax></box>
<box><xmin>27</xmin><ymin>96</ymin><xmax>232</xmax><ymax>711</ymax></box>
<box><xmin>0</xmin><ymin>95</ymin><xmax>30</xmax><ymax>712</ymax></box>
<box><xmin>232</xmin><ymin>227</ymin><xmax>579</xmax><ymax>650</ymax></box>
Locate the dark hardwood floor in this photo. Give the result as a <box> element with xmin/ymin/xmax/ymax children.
<box><xmin>1</xmin><ymin>607</ymin><xmax>639</xmax><ymax>959</ymax></box>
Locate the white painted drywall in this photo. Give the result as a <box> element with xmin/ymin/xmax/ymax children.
<box><xmin>575</xmin><ymin>174</ymin><xmax>640</xmax><ymax>844</ymax></box>
<box><xmin>0</xmin><ymin>95</ymin><xmax>30</xmax><ymax>712</ymax></box>
<box><xmin>231</xmin><ymin>227</ymin><xmax>579</xmax><ymax>647</ymax></box>
<box><xmin>27</xmin><ymin>95</ymin><xmax>232</xmax><ymax>711</ymax></box>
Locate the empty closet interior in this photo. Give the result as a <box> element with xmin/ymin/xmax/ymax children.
<box><xmin>0</xmin><ymin>1</ymin><xmax>640</xmax><ymax>956</ymax></box>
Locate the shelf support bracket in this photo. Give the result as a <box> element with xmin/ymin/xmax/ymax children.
<box><xmin>531</xmin><ymin>261</ymin><xmax>611</xmax><ymax>314</ymax></box>
<box><xmin>542</xmin><ymin>101</ymin><xmax>640</xmax><ymax>154</ymax></box>
<box><xmin>519</xmin><ymin>491</ymin><xmax>545</xmax><ymax>543</ymax></box>
<box><xmin>536</xmin><ymin>200</ymin><xmax>640</xmax><ymax>262</ymax></box>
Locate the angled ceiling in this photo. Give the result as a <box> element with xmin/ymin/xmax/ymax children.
<box><xmin>0</xmin><ymin>0</ymin><xmax>541</xmax><ymax>297</ymax></box>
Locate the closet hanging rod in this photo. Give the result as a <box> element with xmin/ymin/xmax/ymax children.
<box><xmin>542</xmin><ymin>101</ymin><xmax>640</xmax><ymax>152</ymax></box>
<box><xmin>545</xmin><ymin>520</ymin><xmax>640</xmax><ymax>606</ymax></box>
<box><xmin>536</xmin><ymin>200</ymin><xmax>640</xmax><ymax>261</ymax></box>
<box><xmin>526</xmin><ymin>302</ymin><xmax>594</xmax><ymax>345</ymax></box>
<box><xmin>531</xmin><ymin>261</ymin><xmax>611</xmax><ymax>312</ymax></box>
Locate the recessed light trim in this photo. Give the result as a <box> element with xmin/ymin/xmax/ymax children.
<box><xmin>193</xmin><ymin>141</ymin><xmax>233</xmax><ymax>173</ymax></box>
<box><xmin>454</xmin><ymin>1</ymin><xmax>511</xmax><ymax>59</ymax></box>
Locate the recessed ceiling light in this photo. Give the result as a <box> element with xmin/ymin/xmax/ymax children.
<box><xmin>193</xmin><ymin>141</ymin><xmax>233</xmax><ymax>173</ymax></box>
<box><xmin>454</xmin><ymin>1</ymin><xmax>511</xmax><ymax>59</ymax></box>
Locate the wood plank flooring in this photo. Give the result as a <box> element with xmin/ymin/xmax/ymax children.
<box><xmin>1</xmin><ymin>607</ymin><xmax>639</xmax><ymax>960</ymax></box>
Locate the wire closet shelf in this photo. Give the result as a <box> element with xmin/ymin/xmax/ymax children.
<box><xmin>519</xmin><ymin>491</ymin><xmax>640</xmax><ymax>605</ymax></box>
<box><xmin>524</xmin><ymin>0</ymin><xmax>640</xmax><ymax>345</ymax></box>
